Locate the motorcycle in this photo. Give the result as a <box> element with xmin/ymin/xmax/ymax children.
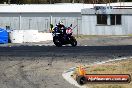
<box><xmin>52</xmin><ymin>24</ymin><xmax>77</xmax><ymax>47</ymax></box>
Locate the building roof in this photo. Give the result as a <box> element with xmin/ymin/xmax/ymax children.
<box><xmin>0</xmin><ymin>3</ymin><xmax>92</xmax><ymax>13</ymax></box>
<box><xmin>0</xmin><ymin>2</ymin><xmax>132</xmax><ymax>13</ymax></box>
<box><xmin>82</xmin><ymin>8</ymin><xmax>132</xmax><ymax>15</ymax></box>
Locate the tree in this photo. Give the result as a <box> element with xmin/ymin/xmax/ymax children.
<box><xmin>125</xmin><ymin>0</ymin><xmax>132</xmax><ymax>1</ymax></box>
<box><xmin>0</xmin><ymin>0</ymin><xmax>7</xmax><ymax>4</ymax></box>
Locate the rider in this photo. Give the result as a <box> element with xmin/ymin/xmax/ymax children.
<box><xmin>56</xmin><ymin>21</ymin><xmax>66</xmax><ymax>35</ymax></box>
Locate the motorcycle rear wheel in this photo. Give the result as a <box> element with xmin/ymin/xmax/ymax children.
<box><xmin>53</xmin><ymin>38</ymin><xmax>62</xmax><ymax>47</ymax></box>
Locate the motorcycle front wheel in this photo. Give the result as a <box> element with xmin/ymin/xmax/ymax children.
<box><xmin>70</xmin><ymin>36</ymin><xmax>77</xmax><ymax>47</ymax></box>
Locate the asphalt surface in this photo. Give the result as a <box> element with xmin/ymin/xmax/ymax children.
<box><xmin>0</xmin><ymin>45</ymin><xmax>132</xmax><ymax>57</ymax></box>
<box><xmin>0</xmin><ymin>45</ymin><xmax>132</xmax><ymax>88</ymax></box>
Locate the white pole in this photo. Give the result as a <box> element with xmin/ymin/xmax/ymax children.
<box><xmin>19</xmin><ymin>13</ymin><xmax>21</xmax><ymax>30</ymax></box>
<box><xmin>50</xmin><ymin>15</ymin><xmax>52</xmax><ymax>24</ymax></box>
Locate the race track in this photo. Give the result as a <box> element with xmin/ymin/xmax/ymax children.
<box><xmin>0</xmin><ymin>45</ymin><xmax>132</xmax><ymax>57</ymax></box>
<box><xmin>0</xmin><ymin>45</ymin><xmax>132</xmax><ymax>88</ymax></box>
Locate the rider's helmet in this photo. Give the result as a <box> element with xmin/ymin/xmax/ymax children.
<box><xmin>56</xmin><ymin>21</ymin><xmax>62</xmax><ymax>26</ymax></box>
<box><xmin>56</xmin><ymin>21</ymin><xmax>64</xmax><ymax>28</ymax></box>
<box><xmin>56</xmin><ymin>21</ymin><xmax>63</xmax><ymax>26</ymax></box>
<box><xmin>59</xmin><ymin>21</ymin><xmax>63</xmax><ymax>25</ymax></box>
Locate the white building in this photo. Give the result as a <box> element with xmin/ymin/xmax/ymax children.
<box><xmin>0</xmin><ymin>3</ymin><xmax>132</xmax><ymax>43</ymax></box>
<box><xmin>81</xmin><ymin>3</ymin><xmax>132</xmax><ymax>35</ymax></box>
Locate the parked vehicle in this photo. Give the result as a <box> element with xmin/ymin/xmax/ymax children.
<box><xmin>52</xmin><ymin>24</ymin><xmax>77</xmax><ymax>47</ymax></box>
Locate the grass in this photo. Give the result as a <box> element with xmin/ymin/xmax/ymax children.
<box><xmin>91</xmin><ymin>84</ymin><xmax>129</xmax><ymax>88</ymax></box>
<box><xmin>87</xmin><ymin>59</ymin><xmax>132</xmax><ymax>88</ymax></box>
<box><xmin>127</xmin><ymin>34</ymin><xmax>132</xmax><ymax>36</ymax></box>
<box><xmin>73</xmin><ymin>58</ymin><xmax>132</xmax><ymax>88</ymax></box>
<box><xmin>74</xmin><ymin>34</ymin><xmax>104</xmax><ymax>39</ymax></box>
<box><xmin>74</xmin><ymin>34</ymin><xmax>132</xmax><ymax>39</ymax></box>
<box><xmin>76</xmin><ymin>35</ymin><xmax>97</xmax><ymax>38</ymax></box>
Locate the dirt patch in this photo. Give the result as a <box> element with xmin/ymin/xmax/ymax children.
<box><xmin>0</xmin><ymin>57</ymin><xmax>80</xmax><ymax>88</ymax></box>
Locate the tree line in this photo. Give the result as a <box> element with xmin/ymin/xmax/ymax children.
<box><xmin>0</xmin><ymin>0</ymin><xmax>131</xmax><ymax>4</ymax></box>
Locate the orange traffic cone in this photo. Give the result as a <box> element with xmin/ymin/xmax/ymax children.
<box><xmin>78</xmin><ymin>65</ymin><xmax>86</xmax><ymax>76</ymax></box>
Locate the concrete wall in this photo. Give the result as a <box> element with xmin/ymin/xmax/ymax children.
<box><xmin>10</xmin><ymin>30</ymin><xmax>53</xmax><ymax>43</ymax></box>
